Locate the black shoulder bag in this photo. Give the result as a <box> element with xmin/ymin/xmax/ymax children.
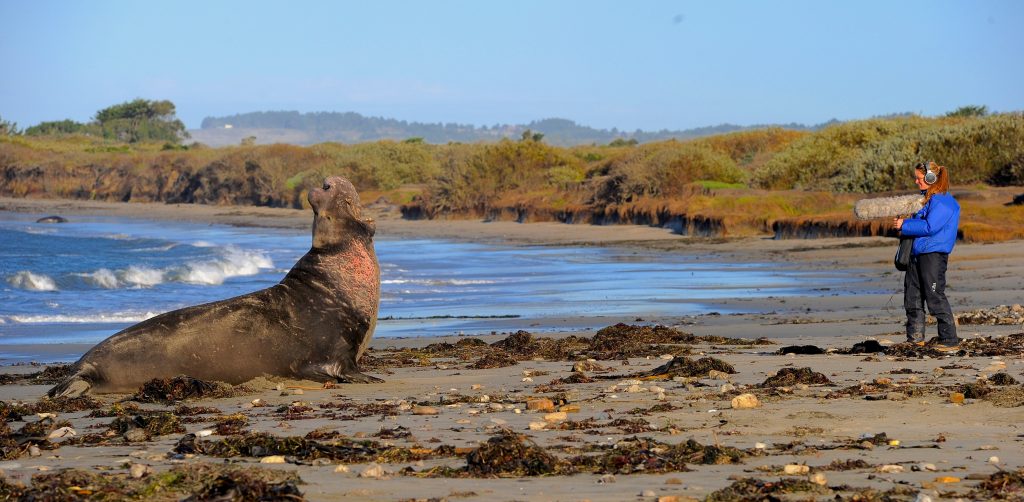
<box><xmin>894</xmin><ymin>236</ymin><xmax>914</xmax><ymax>271</ymax></box>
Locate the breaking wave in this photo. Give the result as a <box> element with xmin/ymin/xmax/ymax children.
<box><xmin>14</xmin><ymin>246</ymin><xmax>274</xmax><ymax>291</ymax></box>
<box><xmin>4</xmin><ymin>311</ymin><xmax>159</xmax><ymax>324</ymax></box>
<box><xmin>7</xmin><ymin>271</ymin><xmax>58</xmax><ymax>291</ymax></box>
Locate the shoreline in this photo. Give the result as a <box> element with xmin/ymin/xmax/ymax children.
<box><xmin>1</xmin><ymin>196</ymin><xmax>1023</xmax><ymax>500</ymax></box>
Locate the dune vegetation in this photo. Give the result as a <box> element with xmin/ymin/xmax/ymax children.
<box><xmin>2</xmin><ymin>109</ymin><xmax>1022</xmax><ymax>242</ymax></box>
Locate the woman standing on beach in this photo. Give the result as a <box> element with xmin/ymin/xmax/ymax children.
<box><xmin>893</xmin><ymin>161</ymin><xmax>961</xmax><ymax>349</ymax></box>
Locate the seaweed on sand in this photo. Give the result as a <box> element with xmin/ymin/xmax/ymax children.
<box><xmin>131</xmin><ymin>375</ymin><xmax>236</xmax><ymax>404</ymax></box>
<box><xmin>109</xmin><ymin>412</ymin><xmax>185</xmax><ymax>440</ymax></box>
<box><xmin>986</xmin><ymin>386</ymin><xmax>1024</xmax><ymax>408</ymax></box>
<box><xmin>175</xmin><ymin>432</ymin><xmax>454</xmax><ymax>464</ymax></box>
<box><xmin>970</xmin><ymin>467</ymin><xmax>1024</xmax><ymax>499</ymax></box>
<box><xmin>638</xmin><ymin>356</ymin><xmax>736</xmax><ymax>379</ymax></box>
<box><xmin>464</xmin><ymin>430</ymin><xmax>565</xmax><ymax>477</ymax></box>
<box><xmin>760</xmin><ymin>367</ymin><xmax>832</xmax><ymax>387</ymax></box>
<box><xmin>0</xmin><ymin>417</ymin><xmax>73</xmax><ymax>460</ymax></box>
<box><xmin>469</xmin><ymin>352</ymin><xmax>518</xmax><ymax>369</ymax></box>
<box><xmin>0</xmin><ymin>463</ymin><xmax>304</xmax><ymax>501</ymax></box>
<box><xmin>706</xmin><ymin>477</ymin><xmax>830</xmax><ymax>501</ymax></box>
<box><xmin>570</xmin><ymin>438</ymin><xmax>744</xmax><ymax>475</ymax></box>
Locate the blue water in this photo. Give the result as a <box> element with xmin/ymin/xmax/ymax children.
<box><xmin>0</xmin><ymin>211</ymin><xmax>858</xmax><ymax>362</ymax></box>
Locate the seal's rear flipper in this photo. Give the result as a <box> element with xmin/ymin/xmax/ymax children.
<box><xmin>335</xmin><ymin>371</ymin><xmax>383</xmax><ymax>384</ymax></box>
<box><xmin>47</xmin><ymin>365</ymin><xmax>96</xmax><ymax>398</ymax></box>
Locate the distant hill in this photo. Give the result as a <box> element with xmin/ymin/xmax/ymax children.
<box><xmin>192</xmin><ymin>111</ymin><xmax>837</xmax><ymax>147</ymax></box>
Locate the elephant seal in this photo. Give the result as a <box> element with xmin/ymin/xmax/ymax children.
<box><xmin>48</xmin><ymin>176</ymin><xmax>381</xmax><ymax>397</ymax></box>
<box><xmin>36</xmin><ymin>215</ymin><xmax>68</xmax><ymax>223</ymax></box>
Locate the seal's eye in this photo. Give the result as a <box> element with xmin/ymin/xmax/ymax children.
<box><xmin>322</xmin><ymin>182</ymin><xmax>331</xmax><ymax>191</ymax></box>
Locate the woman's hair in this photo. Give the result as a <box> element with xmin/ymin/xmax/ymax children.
<box><xmin>917</xmin><ymin>161</ymin><xmax>950</xmax><ymax>201</ymax></box>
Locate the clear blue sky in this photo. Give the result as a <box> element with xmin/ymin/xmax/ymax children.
<box><xmin>2</xmin><ymin>0</ymin><xmax>1022</xmax><ymax>131</ymax></box>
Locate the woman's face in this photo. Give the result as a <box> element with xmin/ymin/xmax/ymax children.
<box><xmin>914</xmin><ymin>170</ymin><xmax>930</xmax><ymax>190</ymax></box>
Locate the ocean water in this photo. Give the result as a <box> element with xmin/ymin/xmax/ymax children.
<box><xmin>0</xmin><ymin>212</ymin><xmax>858</xmax><ymax>362</ymax></box>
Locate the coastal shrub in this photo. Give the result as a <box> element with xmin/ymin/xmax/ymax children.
<box><xmin>752</xmin><ymin>114</ymin><xmax>1024</xmax><ymax>192</ymax></box>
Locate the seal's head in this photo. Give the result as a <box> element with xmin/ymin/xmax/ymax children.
<box><xmin>308</xmin><ymin>176</ymin><xmax>376</xmax><ymax>248</ymax></box>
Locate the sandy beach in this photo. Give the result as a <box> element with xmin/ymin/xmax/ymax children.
<box><xmin>1</xmin><ymin>197</ymin><xmax>1023</xmax><ymax>501</ymax></box>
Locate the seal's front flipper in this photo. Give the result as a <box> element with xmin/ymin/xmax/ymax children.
<box><xmin>47</xmin><ymin>364</ymin><xmax>98</xmax><ymax>398</ymax></box>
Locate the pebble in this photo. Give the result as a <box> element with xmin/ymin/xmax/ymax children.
<box><xmin>559</xmin><ymin>404</ymin><xmax>580</xmax><ymax>413</ymax></box>
<box><xmin>932</xmin><ymin>367</ymin><xmax>945</xmax><ymax>377</ymax></box>
<box><xmin>528</xmin><ymin>421</ymin><xmax>547</xmax><ymax>431</ymax></box>
<box><xmin>397</xmin><ymin>403</ymin><xmax>412</xmax><ymax>411</ymax></box>
<box><xmin>649</xmin><ymin>385</ymin><xmax>665</xmax><ymax>394</ymax></box>
<box><xmin>708</xmin><ymin>370</ymin><xmax>730</xmax><ymax>380</ymax></box>
<box><xmin>195</xmin><ymin>429</ymin><xmax>213</xmax><ymax>437</ymax></box>
<box><xmin>36</xmin><ymin>413</ymin><xmax>57</xmax><ymax>420</ymax></box>
<box><xmin>47</xmin><ymin>427</ymin><xmax>76</xmax><ymax>439</ymax></box>
<box><xmin>527</xmin><ymin>398</ymin><xmax>556</xmax><ymax>412</ymax></box>
<box><xmin>260</xmin><ymin>455</ymin><xmax>287</xmax><ymax>464</ymax></box>
<box><xmin>521</xmin><ymin>377</ymin><xmax>533</xmax><ymax>382</ymax></box>
<box><xmin>916</xmin><ymin>493</ymin><xmax>934</xmax><ymax>502</ymax></box>
<box><xmin>874</xmin><ymin>377</ymin><xmax>893</xmax><ymax>386</ymax></box>
<box><xmin>334</xmin><ymin>464</ymin><xmax>350</xmax><ymax>473</ymax></box>
<box><xmin>989</xmin><ymin>456</ymin><xmax>1000</xmax><ymax>464</ymax></box>
<box><xmin>810</xmin><ymin>472</ymin><xmax>827</xmax><ymax>486</ymax></box>
<box><xmin>641</xmin><ymin>489</ymin><xmax>656</xmax><ymax>497</ymax></box>
<box><xmin>597</xmin><ymin>473</ymin><xmax>615</xmax><ymax>483</ymax></box>
<box><xmin>514</xmin><ymin>409</ymin><xmax>522</xmax><ymax>414</ymax></box>
<box><xmin>949</xmin><ymin>392</ymin><xmax>965</xmax><ymax>404</ymax></box>
<box><xmin>626</xmin><ymin>384</ymin><xmax>644</xmax><ymax>393</ymax></box>
<box><xmin>754</xmin><ymin>442</ymin><xmax>767</xmax><ymax>450</ymax></box>
<box><xmin>877</xmin><ymin>464</ymin><xmax>905</xmax><ymax>473</ymax></box>
<box><xmin>359</xmin><ymin>463</ymin><xmax>386</xmax><ymax>479</ymax></box>
<box><xmin>720</xmin><ymin>383</ymin><xmax>736</xmax><ymax>393</ymax></box>
<box><xmin>124</xmin><ymin>429</ymin><xmax>148</xmax><ymax>442</ymax></box>
<box><xmin>479</xmin><ymin>395</ymin><xmax>490</xmax><ymax>403</ymax></box>
<box><xmin>28</xmin><ymin>446</ymin><xmax>41</xmax><ymax>457</ymax></box>
<box><xmin>543</xmin><ymin>411</ymin><xmax>568</xmax><ymax>422</ymax></box>
<box><xmin>471</xmin><ymin>384</ymin><xmax>484</xmax><ymax>390</ymax></box>
<box><xmin>129</xmin><ymin>464</ymin><xmax>152</xmax><ymax>479</ymax></box>
<box><xmin>731</xmin><ymin>393</ymin><xmax>760</xmax><ymax>409</ymax></box>
<box><xmin>919</xmin><ymin>463</ymin><xmax>937</xmax><ymax>472</ymax></box>
<box><xmin>659</xmin><ymin>354</ymin><xmax>674</xmax><ymax>360</ymax></box>
<box><xmin>488</xmin><ymin>403</ymin><xmax>504</xmax><ymax>411</ymax></box>
<box><xmin>783</xmin><ymin>464</ymin><xmax>809</xmax><ymax>475</ymax></box>
<box><xmin>251</xmin><ymin>398</ymin><xmax>264</xmax><ymax>406</ymax></box>
<box><xmin>412</xmin><ymin>406</ymin><xmax>439</xmax><ymax>415</ymax></box>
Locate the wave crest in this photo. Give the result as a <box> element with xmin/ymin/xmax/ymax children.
<box><xmin>7</xmin><ymin>271</ymin><xmax>58</xmax><ymax>291</ymax></box>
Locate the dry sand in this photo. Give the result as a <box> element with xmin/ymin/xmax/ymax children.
<box><xmin>1</xmin><ymin>197</ymin><xmax>1023</xmax><ymax>501</ymax></box>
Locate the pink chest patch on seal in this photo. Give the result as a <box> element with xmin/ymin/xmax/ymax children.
<box><xmin>332</xmin><ymin>243</ymin><xmax>380</xmax><ymax>317</ymax></box>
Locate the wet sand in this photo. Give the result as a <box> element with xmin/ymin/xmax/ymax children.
<box><xmin>1</xmin><ymin>197</ymin><xmax>1023</xmax><ymax>501</ymax></box>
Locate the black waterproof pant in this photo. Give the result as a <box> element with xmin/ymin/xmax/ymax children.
<box><xmin>904</xmin><ymin>252</ymin><xmax>958</xmax><ymax>344</ymax></box>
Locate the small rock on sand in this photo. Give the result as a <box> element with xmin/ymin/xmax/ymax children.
<box><xmin>359</xmin><ymin>463</ymin><xmax>386</xmax><ymax>479</ymax></box>
<box><xmin>731</xmin><ymin>393</ymin><xmax>760</xmax><ymax>409</ymax></box>
<box><xmin>783</xmin><ymin>464</ymin><xmax>809</xmax><ymax>475</ymax></box>
<box><xmin>527</xmin><ymin>398</ymin><xmax>555</xmax><ymax>412</ymax></box>
<box><xmin>412</xmin><ymin>406</ymin><xmax>439</xmax><ymax>415</ymax></box>
<box><xmin>544</xmin><ymin>411</ymin><xmax>568</xmax><ymax>422</ymax></box>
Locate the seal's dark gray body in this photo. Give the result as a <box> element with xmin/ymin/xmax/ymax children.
<box><xmin>48</xmin><ymin>176</ymin><xmax>380</xmax><ymax>397</ymax></box>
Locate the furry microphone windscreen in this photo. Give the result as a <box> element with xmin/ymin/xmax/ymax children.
<box><xmin>853</xmin><ymin>194</ymin><xmax>925</xmax><ymax>220</ymax></box>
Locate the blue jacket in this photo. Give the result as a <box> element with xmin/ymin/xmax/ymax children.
<box><xmin>900</xmin><ymin>192</ymin><xmax>960</xmax><ymax>255</ymax></box>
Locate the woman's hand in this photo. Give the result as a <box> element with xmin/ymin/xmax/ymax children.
<box><xmin>893</xmin><ymin>217</ymin><xmax>904</xmax><ymax>231</ymax></box>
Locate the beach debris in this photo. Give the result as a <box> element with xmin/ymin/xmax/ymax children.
<box><xmin>572</xmin><ymin>360</ymin><xmax>607</xmax><ymax>373</ymax></box>
<box><xmin>844</xmin><ymin>340</ymin><xmax>887</xmax><ymax>354</ymax></box>
<box><xmin>131</xmin><ymin>375</ymin><xmax>236</xmax><ymax>403</ymax></box>
<box><xmin>46</xmin><ymin>426</ymin><xmax>76</xmax><ymax>439</ymax></box>
<box><xmin>776</xmin><ymin>345</ymin><xmax>825</xmax><ymax>355</ymax></box>
<box><xmin>543</xmin><ymin>412</ymin><xmax>568</xmax><ymax>423</ymax></box>
<box><xmin>783</xmin><ymin>464</ymin><xmax>809</xmax><ymax>475</ymax></box>
<box><xmin>987</xmin><ymin>372</ymin><xmax>1019</xmax><ymax>385</ymax></box>
<box><xmin>949</xmin><ymin>392</ymin><xmax>966</xmax><ymax>404</ymax></box>
<box><xmin>526</xmin><ymin>399</ymin><xmax>555</xmax><ymax>412</ymax></box>
<box><xmin>955</xmin><ymin>305</ymin><xmax>1024</xmax><ymax>325</ymax></box>
<box><xmin>412</xmin><ymin>406</ymin><xmax>439</xmax><ymax>416</ymax></box>
<box><xmin>985</xmin><ymin>386</ymin><xmax>1024</xmax><ymax>407</ymax></box>
<box><xmin>705</xmin><ymin>477</ymin><xmax>830</xmax><ymax>500</ymax></box>
<box><xmin>464</xmin><ymin>431</ymin><xmax>563</xmax><ymax>476</ymax></box>
<box><xmin>877</xmin><ymin>464</ymin><xmax>905</xmax><ymax>473</ymax></box>
<box><xmin>128</xmin><ymin>463</ymin><xmax>152</xmax><ymax>479</ymax></box>
<box><xmin>0</xmin><ymin>455</ymin><xmax>303</xmax><ymax>499</ymax></box>
<box><xmin>359</xmin><ymin>463</ymin><xmax>387</xmax><ymax>479</ymax></box>
<box><xmin>213</xmin><ymin>413</ymin><xmax>249</xmax><ymax>435</ymax></box>
<box><xmin>639</xmin><ymin>356</ymin><xmax>736</xmax><ymax>380</ymax></box>
<box><xmin>731</xmin><ymin>394</ymin><xmax>760</xmax><ymax>409</ymax></box>
<box><xmin>470</xmin><ymin>353</ymin><xmax>518</xmax><ymax>369</ymax></box>
<box><xmin>760</xmin><ymin>367</ymin><xmax>832</xmax><ymax>387</ymax></box>
<box><xmin>109</xmin><ymin>412</ymin><xmax>185</xmax><ymax>441</ymax></box>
